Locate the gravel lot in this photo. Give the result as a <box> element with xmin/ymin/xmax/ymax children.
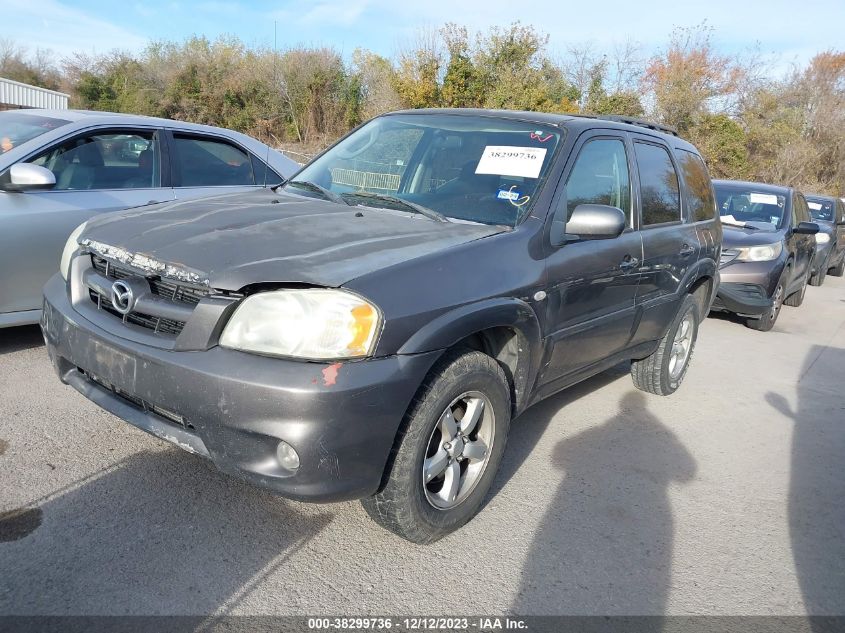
<box><xmin>1</xmin><ymin>277</ymin><xmax>843</xmax><ymax>616</ymax></box>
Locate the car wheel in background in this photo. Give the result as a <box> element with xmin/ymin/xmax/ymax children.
<box><xmin>362</xmin><ymin>349</ymin><xmax>511</xmax><ymax>544</ymax></box>
<box><xmin>830</xmin><ymin>257</ymin><xmax>845</xmax><ymax>277</ymax></box>
<box><xmin>746</xmin><ymin>275</ymin><xmax>785</xmax><ymax>332</ymax></box>
<box><xmin>631</xmin><ymin>293</ymin><xmax>699</xmax><ymax>396</ymax></box>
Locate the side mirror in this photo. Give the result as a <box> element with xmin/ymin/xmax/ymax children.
<box><xmin>794</xmin><ymin>221</ymin><xmax>819</xmax><ymax>235</ymax></box>
<box><xmin>2</xmin><ymin>163</ymin><xmax>56</xmax><ymax>192</ymax></box>
<box><xmin>559</xmin><ymin>204</ymin><xmax>626</xmax><ymax>243</ymax></box>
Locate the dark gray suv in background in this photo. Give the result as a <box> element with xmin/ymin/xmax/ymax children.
<box><xmin>42</xmin><ymin>110</ymin><xmax>721</xmax><ymax>542</ymax></box>
<box><xmin>805</xmin><ymin>194</ymin><xmax>845</xmax><ymax>284</ymax></box>
<box><xmin>711</xmin><ymin>180</ymin><xmax>818</xmax><ymax>331</ymax></box>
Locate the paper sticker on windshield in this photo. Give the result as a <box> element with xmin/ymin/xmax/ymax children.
<box><xmin>808</xmin><ymin>202</ymin><xmax>822</xmax><ymax>210</ymax></box>
<box><xmin>476</xmin><ymin>146</ymin><xmax>547</xmax><ymax>179</ymax></box>
<box><xmin>749</xmin><ymin>193</ymin><xmax>779</xmax><ymax>205</ymax></box>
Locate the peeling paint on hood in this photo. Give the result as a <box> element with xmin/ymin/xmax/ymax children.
<box><xmin>81</xmin><ymin>188</ymin><xmax>505</xmax><ymax>291</ymax></box>
<box><xmin>82</xmin><ymin>239</ymin><xmax>210</xmax><ymax>286</ymax></box>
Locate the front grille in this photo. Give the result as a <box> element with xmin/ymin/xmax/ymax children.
<box><xmin>88</xmin><ymin>255</ymin><xmax>210</xmax><ymax>336</ymax></box>
<box><xmin>82</xmin><ymin>369</ymin><xmax>194</xmax><ymax>430</ymax></box>
<box><xmin>88</xmin><ymin>289</ymin><xmax>185</xmax><ymax>335</ymax></box>
<box><xmin>91</xmin><ymin>255</ymin><xmax>208</xmax><ymax>305</ymax></box>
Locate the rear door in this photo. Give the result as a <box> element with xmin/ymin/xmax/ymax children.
<box><xmin>0</xmin><ymin>126</ymin><xmax>171</xmax><ymax>315</ymax></box>
<box><xmin>539</xmin><ymin>131</ymin><xmax>642</xmax><ymax>385</ymax></box>
<box><xmin>630</xmin><ymin>136</ymin><xmax>700</xmax><ymax>342</ymax></box>
<box><xmin>167</xmin><ymin>131</ymin><xmax>266</xmax><ymax>200</ymax></box>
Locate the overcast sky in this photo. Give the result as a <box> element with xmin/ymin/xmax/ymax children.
<box><xmin>5</xmin><ymin>0</ymin><xmax>843</xmax><ymax>74</ymax></box>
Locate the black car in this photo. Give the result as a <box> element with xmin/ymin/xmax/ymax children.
<box><xmin>805</xmin><ymin>194</ymin><xmax>845</xmax><ymax>285</ymax></box>
<box><xmin>42</xmin><ymin>110</ymin><xmax>721</xmax><ymax>542</ymax></box>
<box><xmin>711</xmin><ymin>180</ymin><xmax>819</xmax><ymax>331</ymax></box>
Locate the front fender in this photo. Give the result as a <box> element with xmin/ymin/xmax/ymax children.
<box><xmin>397</xmin><ymin>297</ymin><xmax>543</xmax><ymax>414</ymax></box>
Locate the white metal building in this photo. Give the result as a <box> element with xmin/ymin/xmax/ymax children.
<box><xmin>0</xmin><ymin>77</ymin><xmax>69</xmax><ymax>111</ymax></box>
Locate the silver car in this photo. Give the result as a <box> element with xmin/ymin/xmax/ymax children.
<box><xmin>0</xmin><ymin>109</ymin><xmax>299</xmax><ymax>327</ymax></box>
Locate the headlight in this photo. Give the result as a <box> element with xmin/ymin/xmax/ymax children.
<box><xmin>735</xmin><ymin>242</ymin><xmax>783</xmax><ymax>262</ymax></box>
<box><xmin>60</xmin><ymin>221</ymin><xmax>88</xmax><ymax>281</ymax></box>
<box><xmin>815</xmin><ymin>232</ymin><xmax>831</xmax><ymax>244</ymax></box>
<box><xmin>219</xmin><ymin>289</ymin><xmax>381</xmax><ymax>360</ymax></box>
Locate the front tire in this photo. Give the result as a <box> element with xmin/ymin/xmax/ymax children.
<box><xmin>746</xmin><ymin>274</ymin><xmax>786</xmax><ymax>332</ymax></box>
<box><xmin>830</xmin><ymin>257</ymin><xmax>845</xmax><ymax>278</ymax></box>
<box><xmin>362</xmin><ymin>350</ymin><xmax>511</xmax><ymax>543</ymax></box>
<box><xmin>631</xmin><ymin>293</ymin><xmax>699</xmax><ymax>396</ymax></box>
<box><xmin>784</xmin><ymin>266</ymin><xmax>809</xmax><ymax>307</ymax></box>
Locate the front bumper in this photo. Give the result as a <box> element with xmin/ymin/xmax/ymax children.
<box><xmin>713</xmin><ymin>258</ymin><xmax>784</xmax><ymax>316</ymax></box>
<box><xmin>711</xmin><ymin>282</ymin><xmax>773</xmax><ymax>316</ymax></box>
<box><xmin>41</xmin><ymin>274</ymin><xmax>440</xmax><ymax>502</ymax></box>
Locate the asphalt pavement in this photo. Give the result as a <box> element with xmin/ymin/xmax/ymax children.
<box><xmin>1</xmin><ymin>277</ymin><xmax>843</xmax><ymax>616</ymax></box>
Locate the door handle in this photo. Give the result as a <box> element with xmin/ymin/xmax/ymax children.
<box><xmin>619</xmin><ymin>256</ymin><xmax>639</xmax><ymax>270</ymax></box>
<box><xmin>679</xmin><ymin>244</ymin><xmax>695</xmax><ymax>256</ymax></box>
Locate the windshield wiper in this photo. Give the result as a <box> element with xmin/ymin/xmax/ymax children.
<box><xmin>342</xmin><ymin>191</ymin><xmax>450</xmax><ymax>223</ymax></box>
<box><xmin>283</xmin><ymin>180</ymin><xmax>349</xmax><ymax>205</ymax></box>
<box><xmin>720</xmin><ymin>219</ymin><xmax>759</xmax><ymax>230</ymax></box>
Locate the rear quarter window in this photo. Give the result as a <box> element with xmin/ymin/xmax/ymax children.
<box><xmin>676</xmin><ymin>150</ymin><xmax>715</xmax><ymax>222</ymax></box>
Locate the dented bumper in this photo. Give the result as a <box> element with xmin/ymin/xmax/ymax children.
<box><xmin>41</xmin><ymin>274</ymin><xmax>439</xmax><ymax>502</ymax></box>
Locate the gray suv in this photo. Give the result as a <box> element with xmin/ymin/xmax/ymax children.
<box><xmin>42</xmin><ymin>110</ymin><xmax>721</xmax><ymax>542</ymax></box>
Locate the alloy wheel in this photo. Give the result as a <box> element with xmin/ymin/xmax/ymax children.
<box><xmin>668</xmin><ymin>312</ymin><xmax>695</xmax><ymax>380</ymax></box>
<box><xmin>422</xmin><ymin>391</ymin><xmax>495</xmax><ymax>510</ymax></box>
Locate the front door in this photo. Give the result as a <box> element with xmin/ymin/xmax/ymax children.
<box><xmin>540</xmin><ymin>133</ymin><xmax>642</xmax><ymax>385</ymax></box>
<box><xmin>788</xmin><ymin>193</ymin><xmax>816</xmax><ymax>291</ymax></box>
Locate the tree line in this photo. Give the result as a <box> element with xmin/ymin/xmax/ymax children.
<box><xmin>2</xmin><ymin>23</ymin><xmax>844</xmax><ymax>195</ymax></box>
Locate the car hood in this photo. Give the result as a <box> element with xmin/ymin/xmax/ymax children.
<box><xmin>721</xmin><ymin>224</ymin><xmax>784</xmax><ymax>248</ymax></box>
<box><xmin>82</xmin><ymin>188</ymin><xmax>506</xmax><ymax>290</ymax></box>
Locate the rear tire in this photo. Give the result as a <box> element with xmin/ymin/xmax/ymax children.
<box><xmin>631</xmin><ymin>293</ymin><xmax>699</xmax><ymax>396</ymax></box>
<box><xmin>830</xmin><ymin>257</ymin><xmax>845</xmax><ymax>278</ymax></box>
<box><xmin>362</xmin><ymin>349</ymin><xmax>511</xmax><ymax>544</ymax></box>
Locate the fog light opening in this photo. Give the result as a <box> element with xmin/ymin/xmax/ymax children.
<box><xmin>276</xmin><ymin>440</ymin><xmax>300</xmax><ymax>471</ymax></box>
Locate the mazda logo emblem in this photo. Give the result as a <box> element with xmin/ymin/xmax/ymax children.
<box><xmin>110</xmin><ymin>280</ymin><xmax>135</xmax><ymax>315</ymax></box>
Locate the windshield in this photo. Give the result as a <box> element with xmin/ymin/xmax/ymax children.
<box><xmin>805</xmin><ymin>196</ymin><xmax>834</xmax><ymax>222</ymax></box>
<box><xmin>286</xmin><ymin>113</ymin><xmax>562</xmax><ymax>226</ymax></box>
<box><xmin>714</xmin><ymin>184</ymin><xmax>786</xmax><ymax>230</ymax></box>
<box><xmin>0</xmin><ymin>112</ymin><xmax>70</xmax><ymax>154</ymax></box>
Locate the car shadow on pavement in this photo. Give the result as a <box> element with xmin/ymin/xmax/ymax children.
<box><xmin>766</xmin><ymin>345</ymin><xmax>845</xmax><ymax>619</ymax></box>
<box><xmin>510</xmin><ymin>390</ymin><xmax>696</xmax><ymax>615</ymax></box>
<box><xmin>488</xmin><ymin>362</ymin><xmax>631</xmax><ymax>500</ymax></box>
<box><xmin>0</xmin><ymin>449</ymin><xmax>333</xmax><ymax>616</ymax></box>
<box><xmin>0</xmin><ymin>325</ymin><xmax>44</xmax><ymax>355</ymax></box>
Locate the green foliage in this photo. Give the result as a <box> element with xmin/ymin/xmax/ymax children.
<box><xmin>2</xmin><ymin>26</ymin><xmax>843</xmax><ymax>194</ymax></box>
<box><xmin>687</xmin><ymin>113</ymin><xmax>749</xmax><ymax>179</ymax></box>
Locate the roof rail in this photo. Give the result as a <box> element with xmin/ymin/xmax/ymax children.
<box><xmin>597</xmin><ymin>115</ymin><xmax>679</xmax><ymax>137</ymax></box>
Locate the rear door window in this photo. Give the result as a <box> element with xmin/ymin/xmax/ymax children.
<box><xmin>634</xmin><ymin>141</ymin><xmax>681</xmax><ymax>226</ymax></box>
<box><xmin>171</xmin><ymin>134</ymin><xmax>255</xmax><ymax>187</ymax></box>
<box><xmin>676</xmin><ymin>150</ymin><xmax>715</xmax><ymax>222</ymax></box>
